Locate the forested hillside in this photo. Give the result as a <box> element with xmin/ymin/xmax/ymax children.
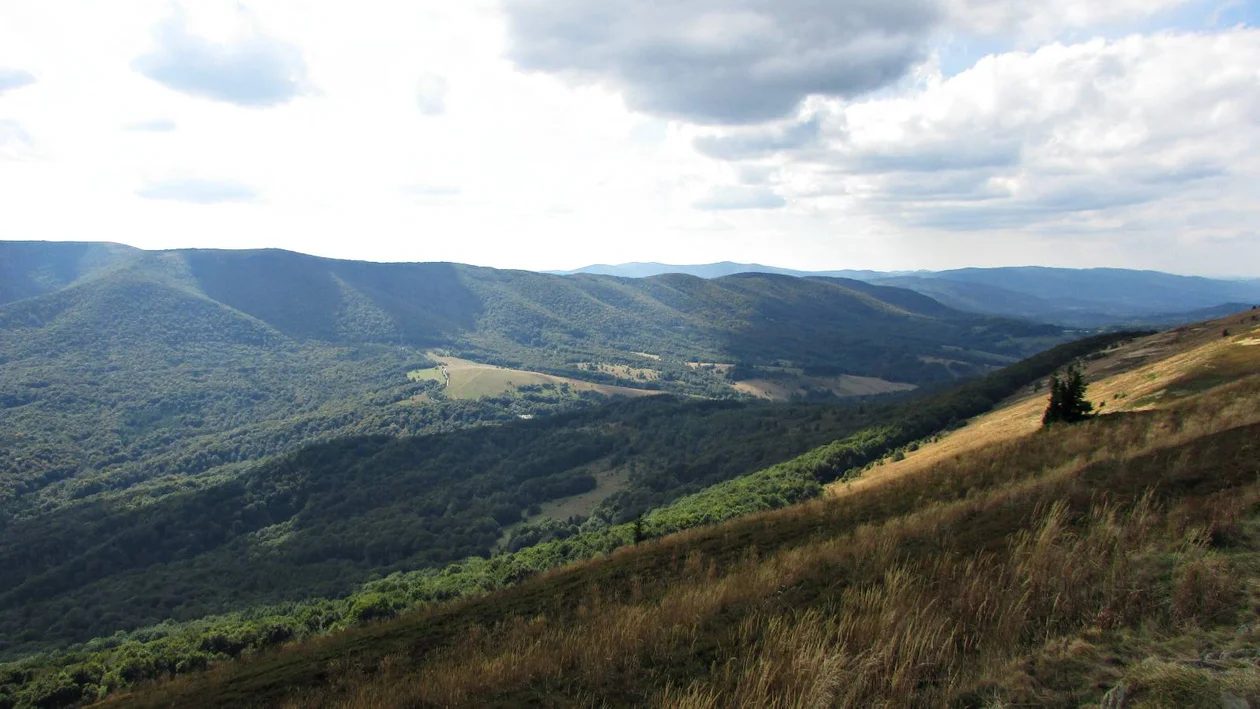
<box><xmin>0</xmin><ymin>397</ymin><xmax>879</xmax><ymax>656</ymax></box>
<box><xmin>0</xmin><ymin>243</ymin><xmax>1060</xmax><ymax>519</ymax></box>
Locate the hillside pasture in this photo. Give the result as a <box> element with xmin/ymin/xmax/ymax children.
<box><xmin>734</xmin><ymin>374</ymin><xmax>916</xmax><ymax>400</ymax></box>
<box><xmin>430</xmin><ymin>354</ymin><xmax>661</xmax><ymax>400</ymax></box>
<box><xmin>575</xmin><ymin>362</ymin><xmax>661</xmax><ymax>382</ymax></box>
<box><xmin>405</xmin><ymin>366</ymin><xmax>446</xmax><ymax>384</ymax></box>
<box><xmin>686</xmin><ymin>361</ymin><xmax>734</xmax><ymax>374</ymax></box>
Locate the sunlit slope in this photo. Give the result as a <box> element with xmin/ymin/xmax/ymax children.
<box><xmin>829</xmin><ymin>309</ymin><xmax>1260</xmax><ymax>499</ymax></box>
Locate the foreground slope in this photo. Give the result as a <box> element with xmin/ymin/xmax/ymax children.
<box><xmin>106</xmin><ymin>312</ymin><xmax>1260</xmax><ymax>708</ymax></box>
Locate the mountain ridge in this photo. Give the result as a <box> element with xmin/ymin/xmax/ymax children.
<box><xmin>557</xmin><ymin>260</ymin><xmax>1260</xmax><ymax>326</ymax></box>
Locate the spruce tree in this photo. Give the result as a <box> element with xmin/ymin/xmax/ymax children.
<box><xmin>1042</xmin><ymin>364</ymin><xmax>1093</xmax><ymax>426</ymax></box>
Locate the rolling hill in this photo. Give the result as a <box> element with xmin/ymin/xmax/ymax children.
<box><xmin>73</xmin><ymin>310</ymin><xmax>1260</xmax><ymax>709</ymax></box>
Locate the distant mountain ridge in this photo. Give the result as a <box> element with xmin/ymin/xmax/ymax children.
<box><xmin>0</xmin><ymin>243</ymin><xmax>1054</xmax><ymax>379</ymax></box>
<box><xmin>548</xmin><ymin>260</ymin><xmax>898</xmax><ymax>281</ymax></box>
<box><xmin>558</xmin><ymin>261</ymin><xmax>1260</xmax><ymax>327</ymax></box>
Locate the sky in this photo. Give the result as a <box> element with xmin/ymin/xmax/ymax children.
<box><xmin>1</xmin><ymin>1</ymin><xmax>1258</xmax><ymax>276</ymax></box>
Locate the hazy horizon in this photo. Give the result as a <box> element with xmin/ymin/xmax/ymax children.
<box><xmin>5</xmin><ymin>238</ymin><xmax>1259</xmax><ymax>281</ymax></box>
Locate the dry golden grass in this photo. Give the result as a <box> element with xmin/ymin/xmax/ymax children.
<box><xmin>733</xmin><ymin>373</ymin><xmax>916</xmax><ymax>400</ymax></box>
<box><xmin>828</xmin><ymin>313</ymin><xmax>1260</xmax><ymax>500</ymax></box>
<box><xmin>576</xmin><ymin>362</ymin><xmax>662</xmax><ymax>381</ymax></box>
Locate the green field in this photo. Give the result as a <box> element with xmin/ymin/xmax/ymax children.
<box><xmin>405</xmin><ymin>367</ymin><xmax>446</xmax><ymax>383</ymax></box>
<box><xmin>432</xmin><ymin>354</ymin><xmax>660</xmax><ymax>400</ymax></box>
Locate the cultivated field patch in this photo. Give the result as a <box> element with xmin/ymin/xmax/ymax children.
<box><xmin>576</xmin><ymin>362</ymin><xmax>660</xmax><ymax>382</ymax></box>
<box><xmin>734</xmin><ymin>374</ymin><xmax>915</xmax><ymax>401</ymax></box>
<box><xmin>686</xmin><ymin>362</ymin><xmax>734</xmax><ymax>374</ymax></box>
<box><xmin>429</xmin><ymin>353</ymin><xmax>661</xmax><ymax>400</ymax></box>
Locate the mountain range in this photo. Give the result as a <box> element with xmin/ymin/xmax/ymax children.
<box><xmin>556</xmin><ymin>261</ymin><xmax>1260</xmax><ymax>327</ymax></box>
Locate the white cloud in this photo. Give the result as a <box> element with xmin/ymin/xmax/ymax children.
<box><xmin>132</xmin><ymin>5</ymin><xmax>310</xmax><ymax>106</ymax></box>
<box><xmin>773</xmin><ymin>30</ymin><xmax>1260</xmax><ymax>273</ymax></box>
<box><xmin>831</xmin><ymin>32</ymin><xmax>1259</xmax><ymax>218</ymax></box>
<box><xmin>0</xmin><ymin>1</ymin><xmax>1256</xmax><ymax>276</ymax></box>
<box><xmin>946</xmin><ymin>0</ymin><xmax>1197</xmax><ymax>40</ymax></box>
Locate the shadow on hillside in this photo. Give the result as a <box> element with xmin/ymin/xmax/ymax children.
<box><xmin>185</xmin><ymin>251</ymin><xmax>483</xmax><ymax>346</ymax></box>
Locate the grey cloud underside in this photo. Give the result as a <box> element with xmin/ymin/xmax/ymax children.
<box><xmin>502</xmin><ymin>0</ymin><xmax>941</xmax><ymax>124</ymax></box>
<box><xmin>902</xmin><ymin>179</ymin><xmax>1209</xmax><ymax>231</ymax></box>
<box><xmin>132</xmin><ymin>12</ymin><xmax>308</xmax><ymax>106</ymax></box>
<box><xmin>849</xmin><ymin>140</ymin><xmax>1022</xmax><ymax>172</ymax></box>
<box><xmin>0</xmin><ymin>68</ymin><xmax>36</xmax><ymax>94</ymax></box>
<box><xmin>693</xmin><ymin>185</ymin><xmax>786</xmax><ymax>210</ymax></box>
<box><xmin>137</xmin><ymin>179</ymin><xmax>258</xmax><ymax>204</ymax></box>
<box><xmin>694</xmin><ymin>117</ymin><xmax>821</xmax><ymax>159</ymax></box>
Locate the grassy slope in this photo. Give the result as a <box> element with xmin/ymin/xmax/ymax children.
<box><xmin>102</xmin><ymin>314</ymin><xmax>1260</xmax><ymax>708</ymax></box>
<box><xmin>835</xmin><ymin>312</ymin><xmax>1260</xmax><ymax>500</ymax></box>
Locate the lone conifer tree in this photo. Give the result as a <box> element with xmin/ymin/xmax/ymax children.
<box><xmin>1042</xmin><ymin>364</ymin><xmax>1093</xmax><ymax>426</ymax></box>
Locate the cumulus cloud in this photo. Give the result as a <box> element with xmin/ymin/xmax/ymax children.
<box><xmin>132</xmin><ymin>8</ymin><xmax>309</xmax><ymax>107</ymax></box>
<box><xmin>499</xmin><ymin>0</ymin><xmax>1203</xmax><ymax>126</ymax></box>
<box><xmin>946</xmin><ymin>0</ymin><xmax>1196</xmax><ymax>40</ymax></box>
<box><xmin>416</xmin><ymin>73</ymin><xmax>449</xmax><ymax>116</ymax></box>
<box><xmin>137</xmin><ymin>178</ymin><xmax>258</xmax><ymax>204</ymax></box>
<box><xmin>0</xmin><ymin>67</ymin><xmax>35</xmax><ymax>95</ymax></box>
<box><xmin>693</xmin><ymin>185</ymin><xmax>786</xmax><ymax>210</ymax></box>
<box><xmin>502</xmin><ymin>0</ymin><xmax>941</xmax><ymax>124</ymax></box>
<box><xmin>778</xmin><ymin>30</ymin><xmax>1260</xmax><ymax>233</ymax></box>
